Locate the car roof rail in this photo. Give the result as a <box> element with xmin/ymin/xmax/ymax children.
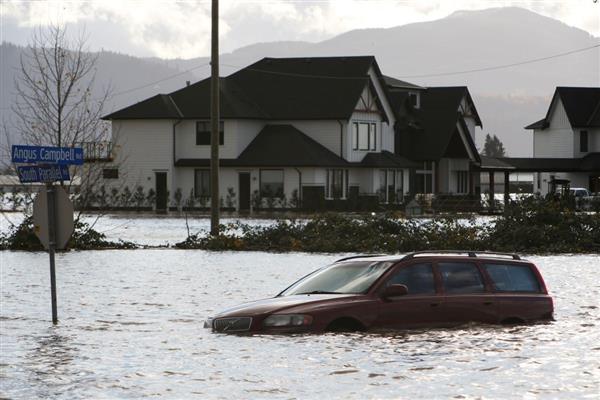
<box><xmin>401</xmin><ymin>250</ymin><xmax>521</xmax><ymax>261</ymax></box>
<box><xmin>335</xmin><ymin>254</ymin><xmax>388</xmax><ymax>263</ymax></box>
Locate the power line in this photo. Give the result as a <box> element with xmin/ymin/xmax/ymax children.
<box><xmin>1</xmin><ymin>43</ymin><xmax>597</xmax><ymax>111</ymax></box>
<box><xmin>395</xmin><ymin>43</ymin><xmax>600</xmax><ymax>78</ymax></box>
<box><xmin>220</xmin><ymin>43</ymin><xmax>599</xmax><ymax>80</ymax></box>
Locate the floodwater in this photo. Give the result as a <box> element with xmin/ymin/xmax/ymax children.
<box><xmin>0</xmin><ymin>213</ymin><xmax>280</xmax><ymax>246</ymax></box>
<box><xmin>1</xmin><ymin>251</ymin><xmax>599</xmax><ymax>399</ymax></box>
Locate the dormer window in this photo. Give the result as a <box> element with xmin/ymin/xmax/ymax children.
<box><xmin>408</xmin><ymin>92</ymin><xmax>420</xmax><ymax>109</ymax></box>
<box><xmin>352</xmin><ymin>122</ymin><xmax>376</xmax><ymax>151</ymax></box>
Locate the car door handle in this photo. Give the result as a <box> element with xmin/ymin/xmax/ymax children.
<box><xmin>430</xmin><ymin>302</ymin><xmax>440</xmax><ymax>307</ymax></box>
<box><xmin>483</xmin><ymin>301</ymin><xmax>493</xmax><ymax>306</ymax></box>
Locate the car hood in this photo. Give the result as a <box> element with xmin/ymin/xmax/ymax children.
<box><xmin>214</xmin><ymin>294</ymin><xmax>362</xmax><ymax>318</ymax></box>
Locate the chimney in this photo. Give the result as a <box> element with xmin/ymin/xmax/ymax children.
<box><xmin>186</xmin><ymin>81</ymin><xmax>191</xmax><ymax>86</ymax></box>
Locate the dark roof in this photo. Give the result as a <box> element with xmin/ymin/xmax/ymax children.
<box><xmin>398</xmin><ymin>87</ymin><xmax>481</xmax><ymax>162</ymax></box>
<box><xmin>104</xmin><ymin>94</ymin><xmax>182</xmax><ymax>119</ymax></box>
<box><xmin>524</xmin><ymin>118</ymin><xmax>549</xmax><ymax>130</ymax></box>
<box><xmin>525</xmin><ymin>87</ymin><xmax>600</xmax><ymax>129</ymax></box>
<box><xmin>479</xmin><ymin>156</ymin><xmax>515</xmax><ymax>170</ymax></box>
<box><xmin>383</xmin><ymin>75</ymin><xmax>424</xmax><ymax>90</ymax></box>
<box><xmin>359</xmin><ymin>151</ymin><xmax>420</xmax><ymax>168</ymax></box>
<box><xmin>175</xmin><ymin>124</ymin><xmax>349</xmax><ymax>168</ymax></box>
<box><xmin>477</xmin><ymin>153</ymin><xmax>600</xmax><ymax>172</ymax></box>
<box><xmin>558</xmin><ymin>87</ymin><xmax>600</xmax><ymax>127</ymax></box>
<box><xmin>104</xmin><ymin>56</ymin><xmax>390</xmax><ymax>121</ymax></box>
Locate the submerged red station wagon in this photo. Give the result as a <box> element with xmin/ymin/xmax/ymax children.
<box><xmin>206</xmin><ymin>251</ymin><xmax>554</xmax><ymax>333</ymax></box>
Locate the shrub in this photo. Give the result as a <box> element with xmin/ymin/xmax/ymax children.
<box><xmin>174</xmin><ymin>197</ymin><xmax>600</xmax><ymax>253</ymax></box>
<box><xmin>0</xmin><ymin>216</ymin><xmax>136</xmax><ymax>250</ymax></box>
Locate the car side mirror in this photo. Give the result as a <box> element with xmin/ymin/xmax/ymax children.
<box><xmin>382</xmin><ymin>284</ymin><xmax>408</xmax><ymax>299</ymax></box>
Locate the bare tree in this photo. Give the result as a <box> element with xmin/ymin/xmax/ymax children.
<box><xmin>6</xmin><ymin>24</ymin><xmax>116</xmax><ymax>221</ymax></box>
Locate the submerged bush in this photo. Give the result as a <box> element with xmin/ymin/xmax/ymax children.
<box><xmin>175</xmin><ymin>198</ymin><xmax>600</xmax><ymax>254</ymax></box>
<box><xmin>0</xmin><ymin>216</ymin><xmax>137</xmax><ymax>251</ymax></box>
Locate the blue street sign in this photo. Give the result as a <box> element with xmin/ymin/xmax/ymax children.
<box><xmin>11</xmin><ymin>145</ymin><xmax>84</xmax><ymax>165</ymax></box>
<box><xmin>17</xmin><ymin>164</ymin><xmax>71</xmax><ymax>183</ymax></box>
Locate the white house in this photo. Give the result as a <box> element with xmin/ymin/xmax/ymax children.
<box><xmin>525</xmin><ymin>87</ymin><xmax>600</xmax><ymax>194</ymax></box>
<box><xmin>103</xmin><ymin>56</ymin><xmax>419</xmax><ymax>211</ymax></box>
<box><xmin>102</xmin><ymin>56</ymin><xmax>484</xmax><ymax>211</ymax></box>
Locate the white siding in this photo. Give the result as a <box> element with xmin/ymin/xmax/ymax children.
<box><xmin>533</xmin><ymin>98</ymin><xmax>574</xmax><ymax>158</ymax></box>
<box><xmin>175</xmin><ymin>119</ymin><xmax>265</xmax><ymax>160</ymax></box>
<box><xmin>111</xmin><ymin>120</ymin><xmax>174</xmax><ymax>192</ymax></box>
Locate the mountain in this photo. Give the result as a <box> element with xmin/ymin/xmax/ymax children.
<box><xmin>2</xmin><ymin>7</ymin><xmax>599</xmax><ymax>158</ymax></box>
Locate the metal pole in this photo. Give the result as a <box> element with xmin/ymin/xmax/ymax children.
<box><xmin>46</xmin><ymin>183</ymin><xmax>58</xmax><ymax>324</ymax></box>
<box><xmin>210</xmin><ymin>0</ymin><xmax>220</xmax><ymax>236</ymax></box>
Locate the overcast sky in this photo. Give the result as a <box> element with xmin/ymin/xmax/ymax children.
<box><xmin>1</xmin><ymin>1</ymin><xmax>598</xmax><ymax>59</ymax></box>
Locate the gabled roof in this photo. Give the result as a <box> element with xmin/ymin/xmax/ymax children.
<box><xmin>524</xmin><ymin>118</ymin><xmax>549</xmax><ymax>130</ymax></box>
<box><xmin>104</xmin><ymin>94</ymin><xmax>183</xmax><ymax>119</ymax></box>
<box><xmin>175</xmin><ymin>124</ymin><xmax>349</xmax><ymax>167</ymax></box>
<box><xmin>383</xmin><ymin>75</ymin><xmax>425</xmax><ymax>90</ymax></box>
<box><xmin>397</xmin><ymin>87</ymin><xmax>481</xmax><ymax>162</ymax></box>
<box><xmin>236</xmin><ymin>124</ymin><xmax>349</xmax><ymax>166</ymax></box>
<box><xmin>525</xmin><ymin>87</ymin><xmax>600</xmax><ymax>130</ymax></box>
<box><xmin>104</xmin><ymin>56</ymin><xmax>391</xmax><ymax>122</ymax></box>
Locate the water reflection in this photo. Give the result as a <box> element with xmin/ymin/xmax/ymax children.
<box><xmin>24</xmin><ymin>328</ymin><xmax>79</xmax><ymax>398</ymax></box>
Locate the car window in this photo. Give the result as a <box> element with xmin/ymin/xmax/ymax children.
<box><xmin>385</xmin><ymin>263</ymin><xmax>435</xmax><ymax>295</ymax></box>
<box><xmin>439</xmin><ymin>262</ymin><xmax>485</xmax><ymax>294</ymax></box>
<box><xmin>483</xmin><ymin>263</ymin><xmax>541</xmax><ymax>293</ymax></box>
<box><xmin>280</xmin><ymin>261</ymin><xmax>394</xmax><ymax>296</ymax></box>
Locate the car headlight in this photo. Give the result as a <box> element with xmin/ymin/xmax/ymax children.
<box><xmin>263</xmin><ymin>314</ymin><xmax>313</xmax><ymax>327</ymax></box>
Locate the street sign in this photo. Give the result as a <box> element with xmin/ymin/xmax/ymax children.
<box><xmin>11</xmin><ymin>145</ymin><xmax>84</xmax><ymax>165</ymax></box>
<box><xmin>17</xmin><ymin>164</ymin><xmax>70</xmax><ymax>183</ymax></box>
<box><xmin>33</xmin><ymin>186</ymin><xmax>74</xmax><ymax>250</ymax></box>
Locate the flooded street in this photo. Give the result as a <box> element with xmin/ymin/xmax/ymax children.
<box><xmin>1</xmin><ymin>251</ymin><xmax>599</xmax><ymax>399</ymax></box>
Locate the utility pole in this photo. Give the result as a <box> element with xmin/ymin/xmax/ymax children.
<box><xmin>210</xmin><ymin>0</ymin><xmax>220</xmax><ymax>236</ymax></box>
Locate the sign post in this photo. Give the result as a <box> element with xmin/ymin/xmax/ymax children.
<box><xmin>47</xmin><ymin>184</ymin><xmax>58</xmax><ymax>324</ymax></box>
<box><xmin>12</xmin><ymin>144</ymin><xmax>79</xmax><ymax>325</ymax></box>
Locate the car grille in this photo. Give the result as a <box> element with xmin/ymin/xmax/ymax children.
<box><xmin>213</xmin><ymin>317</ymin><xmax>252</xmax><ymax>332</ymax></box>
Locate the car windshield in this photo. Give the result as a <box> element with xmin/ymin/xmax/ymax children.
<box><xmin>280</xmin><ymin>261</ymin><xmax>394</xmax><ymax>296</ymax></box>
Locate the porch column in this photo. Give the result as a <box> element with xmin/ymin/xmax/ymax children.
<box><xmin>504</xmin><ymin>171</ymin><xmax>510</xmax><ymax>209</ymax></box>
<box><xmin>489</xmin><ymin>171</ymin><xmax>495</xmax><ymax>212</ymax></box>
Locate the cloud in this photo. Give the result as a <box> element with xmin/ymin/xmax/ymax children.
<box><xmin>1</xmin><ymin>0</ymin><xmax>598</xmax><ymax>59</ymax></box>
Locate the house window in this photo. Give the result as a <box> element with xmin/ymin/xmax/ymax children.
<box><xmin>379</xmin><ymin>169</ymin><xmax>404</xmax><ymax>203</ymax></box>
<box><xmin>580</xmin><ymin>130</ymin><xmax>588</xmax><ymax>152</ymax></box>
<box><xmin>352</xmin><ymin>122</ymin><xmax>376</xmax><ymax>151</ymax></box>
<box><xmin>102</xmin><ymin>168</ymin><xmax>118</xmax><ymax>179</ymax></box>
<box><xmin>326</xmin><ymin>169</ymin><xmax>347</xmax><ymax>199</ymax></box>
<box><xmin>194</xmin><ymin>169</ymin><xmax>210</xmax><ymax>197</ymax></box>
<box><xmin>196</xmin><ymin>121</ymin><xmax>224</xmax><ymax>145</ymax></box>
<box><xmin>456</xmin><ymin>171</ymin><xmax>469</xmax><ymax>194</ymax></box>
<box><xmin>415</xmin><ymin>161</ymin><xmax>434</xmax><ymax>194</ymax></box>
<box><xmin>260</xmin><ymin>169</ymin><xmax>284</xmax><ymax>198</ymax></box>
